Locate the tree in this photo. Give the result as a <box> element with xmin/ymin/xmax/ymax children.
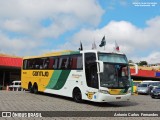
<box><xmin>128</xmin><ymin>60</ymin><xmax>133</xmax><ymax>63</ymax></box>
<box><xmin>139</xmin><ymin>61</ymin><xmax>148</xmax><ymax>66</ymax></box>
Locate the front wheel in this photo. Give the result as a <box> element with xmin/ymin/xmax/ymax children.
<box><xmin>151</xmin><ymin>95</ymin><xmax>155</xmax><ymax>98</ymax></box>
<box><xmin>28</xmin><ymin>83</ymin><xmax>33</xmax><ymax>93</ymax></box>
<box><xmin>73</xmin><ymin>89</ymin><xmax>82</xmax><ymax>103</ymax></box>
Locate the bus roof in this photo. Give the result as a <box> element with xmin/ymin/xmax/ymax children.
<box><xmin>23</xmin><ymin>50</ymin><xmax>125</xmax><ymax>59</ymax></box>
<box><xmin>23</xmin><ymin>50</ymin><xmax>80</xmax><ymax>59</ymax></box>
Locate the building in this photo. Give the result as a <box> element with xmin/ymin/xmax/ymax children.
<box><xmin>0</xmin><ymin>53</ymin><xmax>22</xmax><ymax>90</ymax></box>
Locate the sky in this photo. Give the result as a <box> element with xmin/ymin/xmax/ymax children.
<box><xmin>0</xmin><ymin>0</ymin><xmax>160</xmax><ymax>64</ymax></box>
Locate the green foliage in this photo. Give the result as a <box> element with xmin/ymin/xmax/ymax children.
<box><xmin>139</xmin><ymin>61</ymin><xmax>148</xmax><ymax>66</ymax></box>
<box><xmin>128</xmin><ymin>60</ymin><xmax>133</xmax><ymax>63</ymax></box>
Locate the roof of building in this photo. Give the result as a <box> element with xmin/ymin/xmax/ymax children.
<box><xmin>0</xmin><ymin>54</ymin><xmax>22</xmax><ymax>67</ymax></box>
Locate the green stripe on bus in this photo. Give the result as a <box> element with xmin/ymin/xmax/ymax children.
<box><xmin>61</xmin><ymin>51</ymin><xmax>80</xmax><ymax>55</ymax></box>
<box><xmin>70</xmin><ymin>51</ymin><xmax>80</xmax><ymax>54</ymax></box>
<box><xmin>46</xmin><ymin>70</ymin><xmax>62</xmax><ymax>89</ymax></box>
<box><xmin>52</xmin><ymin>70</ymin><xmax>71</xmax><ymax>90</ymax></box>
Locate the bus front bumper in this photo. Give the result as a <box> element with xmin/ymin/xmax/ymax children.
<box><xmin>95</xmin><ymin>93</ymin><xmax>131</xmax><ymax>102</ymax></box>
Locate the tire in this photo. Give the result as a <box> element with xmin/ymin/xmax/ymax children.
<box><xmin>73</xmin><ymin>88</ymin><xmax>82</xmax><ymax>103</ymax></box>
<box><xmin>33</xmin><ymin>83</ymin><xmax>38</xmax><ymax>94</ymax></box>
<box><xmin>28</xmin><ymin>83</ymin><xmax>33</xmax><ymax>93</ymax></box>
<box><xmin>151</xmin><ymin>95</ymin><xmax>155</xmax><ymax>98</ymax></box>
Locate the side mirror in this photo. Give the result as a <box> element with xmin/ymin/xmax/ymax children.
<box><xmin>97</xmin><ymin>60</ymin><xmax>104</xmax><ymax>73</ymax></box>
<box><xmin>129</xmin><ymin>63</ymin><xmax>138</xmax><ymax>75</ymax></box>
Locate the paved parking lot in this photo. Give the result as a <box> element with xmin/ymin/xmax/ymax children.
<box><xmin>0</xmin><ymin>91</ymin><xmax>160</xmax><ymax>120</ymax></box>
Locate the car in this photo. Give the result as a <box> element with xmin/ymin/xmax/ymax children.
<box><xmin>148</xmin><ymin>82</ymin><xmax>160</xmax><ymax>94</ymax></box>
<box><xmin>8</xmin><ymin>81</ymin><xmax>22</xmax><ymax>91</ymax></box>
<box><xmin>137</xmin><ymin>83</ymin><xmax>150</xmax><ymax>94</ymax></box>
<box><xmin>137</xmin><ymin>81</ymin><xmax>160</xmax><ymax>95</ymax></box>
<box><xmin>150</xmin><ymin>86</ymin><xmax>160</xmax><ymax>98</ymax></box>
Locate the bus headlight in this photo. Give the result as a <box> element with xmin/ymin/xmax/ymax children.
<box><xmin>127</xmin><ymin>88</ymin><xmax>131</xmax><ymax>93</ymax></box>
<box><xmin>99</xmin><ymin>89</ymin><xmax>109</xmax><ymax>94</ymax></box>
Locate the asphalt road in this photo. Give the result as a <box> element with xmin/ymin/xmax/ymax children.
<box><xmin>0</xmin><ymin>91</ymin><xmax>160</xmax><ymax>120</ymax></box>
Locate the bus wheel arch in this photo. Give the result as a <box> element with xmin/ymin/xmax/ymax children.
<box><xmin>72</xmin><ymin>87</ymin><xmax>82</xmax><ymax>103</ymax></box>
<box><xmin>28</xmin><ymin>82</ymin><xmax>33</xmax><ymax>93</ymax></box>
<box><xmin>33</xmin><ymin>82</ymin><xmax>38</xmax><ymax>94</ymax></box>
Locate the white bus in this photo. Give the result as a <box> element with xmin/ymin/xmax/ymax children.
<box><xmin>21</xmin><ymin>50</ymin><xmax>137</xmax><ymax>103</ymax></box>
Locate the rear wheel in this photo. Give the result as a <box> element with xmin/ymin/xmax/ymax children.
<box><xmin>28</xmin><ymin>83</ymin><xmax>33</xmax><ymax>93</ymax></box>
<box><xmin>73</xmin><ymin>88</ymin><xmax>82</xmax><ymax>103</ymax></box>
<box><xmin>33</xmin><ymin>83</ymin><xmax>38</xmax><ymax>94</ymax></box>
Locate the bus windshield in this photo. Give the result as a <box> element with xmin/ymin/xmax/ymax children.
<box><xmin>98</xmin><ymin>53</ymin><xmax>127</xmax><ymax>64</ymax></box>
<box><xmin>98</xmin><ymin>53</ymin><xmax>130</xmax><ymax>88</ymax></box>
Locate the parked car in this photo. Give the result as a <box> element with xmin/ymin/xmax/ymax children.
<box><xmin>137</xmin><ymin>83</ymin><xmax>150</xmax><ymax>94</ymax></box>
<box><xmin>137</xmin><ymin>81</ymin><xmax>160</xmax><ymax>95</ymax></box>
<box><xmin>150</xmin><ymin>85</ymin><xmax>160</xmax><ymax>98</ymax></box>
<box><xmin>8</xmin><ymin>81</ymin><xmax>22</xmax><ymax>91</ymax></box>
<box><xmin>148</xmin><ymin>82</ymin><xmax>160</xmax><ymax>94</ymax></box>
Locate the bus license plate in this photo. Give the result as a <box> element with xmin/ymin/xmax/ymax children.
<box><xmin>116</xmin><ymin>97</ymin><xmax>121</xmax><ymax>99</ymax></box>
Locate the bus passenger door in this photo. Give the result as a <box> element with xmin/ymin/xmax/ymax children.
<box><xmin>85</xmin><ymin>53</ymin><xmax>99</xmax><ymax>92</ymax></box>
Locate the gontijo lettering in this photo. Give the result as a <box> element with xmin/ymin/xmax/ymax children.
<box><xmin>32</xmin><ymin>71</ymin><xmax>49</xmax><ymax>77</ymax></box>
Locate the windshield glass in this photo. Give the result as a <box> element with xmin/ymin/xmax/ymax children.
<box><xmin>150</xmin><ymin>82</ymin><xmax>160</xmax><ymax>86</ymax></box>
<box><xmin>133</xmin><ymin>82</ymin><xmax>141</xmax><ymax>86</ymax></box>
<box><xmin>98</xmin><ymin>53</ymin><xmax>127</xmax><ymax>63</ymax></box>
<box><xmin>138</xmin><ymin>84</ymin><xmax>148</xmax><ymax>87</ymax></box>
<box><xmin>99</xmin><ymin>63</ymin><xmax>130</xmax><ymax>88</ymax></box>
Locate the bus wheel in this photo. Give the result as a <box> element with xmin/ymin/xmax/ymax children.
<box><xmin>33</xmin><ymin>83</ymin><xmax>38</xmax><ymax>94</ymax></box>
<box><xmin>73</xmin><ymin>88</ymin><xmax>82</xmax><ymax>103</ymax></box>
<box><xmin>28</xmin><ymin>82</ymin><xmax>33</xmax><ymax>93</ymax></box>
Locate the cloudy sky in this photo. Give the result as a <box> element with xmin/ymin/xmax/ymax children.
<box><xmin>0</xmin><ymin>0</ymin><xmax>160</xmax><ymax>64</ymax></box>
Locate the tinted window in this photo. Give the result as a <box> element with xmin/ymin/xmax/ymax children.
<box><xmin>23</xmin><ymin>54</ymin><xmax>82</xmax><ymax>70</ymax></box>
<box><xmin>59</xmin><ymin>56</ymin><xmax>69</xmax><ymax>69</ymax></box>
<box><xmin>48</xmin><ymin>57</ymin><xmax>59</xmax><ymax>69</ymax></box>
<box><xmin>23</xmin><ymin>60</ymin><xmax>27</xmax><ymax>69</ymax></box>
<box><xmin>15</xmin><ymin>83</ymin><xmax>19</xmax><ymax>85</ymax></box>
<box><xmin>24</xmin><ymin>58</ymin><xmax>49</xmax><ymax>69</ymax></box>
<box><xmin>139</xmin><ymin>84</ymin><xmax>147</xmax><ymax>87</ymax></box>
<box><xmin>69</xmin><ymin>55</ymin><xmax>83</xmax><ymax>69</ymax></box>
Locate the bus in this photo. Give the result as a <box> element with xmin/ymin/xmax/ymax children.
<box><xmin>21</xmin><ymin>50</ymin><xmax>138</xmax><ymax>103</ymax></box>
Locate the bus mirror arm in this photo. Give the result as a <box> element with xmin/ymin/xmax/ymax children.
<box><xmin>96</xmin><ymin>60</ymin><xmax>104</xmax><ymax>73</ymax></box>
<box><xmin>129</xmin><ymin>63</ymin><xmax>138</xmax><ymax>75</ymax></box>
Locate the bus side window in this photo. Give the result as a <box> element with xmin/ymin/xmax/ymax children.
<box><xmin>43</xmin><ymin>58</ymin><xmax>49</xmax><ymax>69</ymax></box>
<box><xmin>59</xmin><ymin>56</ymin><xmax>69</xmax><ymax>69</ymax></box>
<box><xmin>49</xmin><ymin>57</ymin><xmax>54</xmax><ymax>69</ymax></box>
<box><xmin>77</xmin><ymin>55</ymin><xmax>83</xmax><ymax>69</ymax></box>
<box><xmin>35</xmin><ymin>58</ymin><xmax>41</xmax><ymax>69</ymax></box>
<box><xmin>68</xmin><ymin>55</ymin><xmax>82</xmax><ymax>70</ymax></box>
<box><xmin>61</xmin><ymin>59</ymin><xmax>66</xmax><ymax>69</ymax></box>
<box><xmin>53</xmin><ymin>58</ymin><xmax>59</xmax><ymax>69</ymax></box>
<box><xmin>70</xmin><ymin>57</ymin><xmax>77</xmax><ymax>69</ymax></box>
<box><xmin>28</xmin><ymin>59</ymin><xmax>35</xmax><ymax>69</ymax></box>
<box><xmin>38</xmin><ymin>58</ymin><xmax>43</xmax><ymax>69</ymax></box>
<box><xmin>23</xmin><ymin>60</ymin><xmax>27</xmax><ymax>69</ymax></box>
